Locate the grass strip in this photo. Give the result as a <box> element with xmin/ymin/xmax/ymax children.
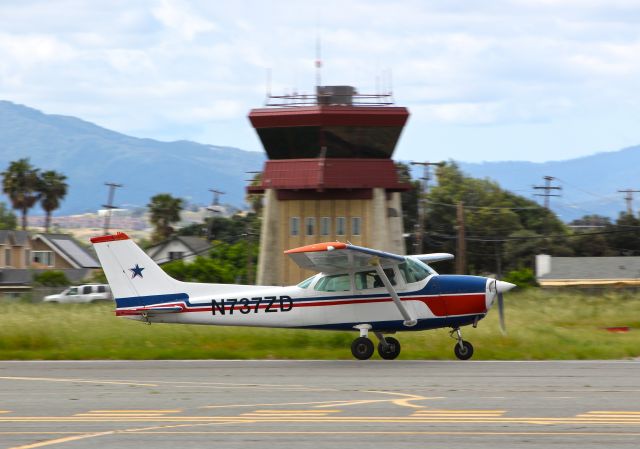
<box><xmin>1</xmin><ymin>289</ymin><xmax>639</xmax><ymax>360</ymax></box>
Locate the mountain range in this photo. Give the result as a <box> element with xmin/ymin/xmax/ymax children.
<box><xmin>0</xmin><ymin>100</ymin><xmax>264</xmax><ymax>215</ymax></box>
<box><xmin>0</xmin><ymin>100</ymin><xmax>636</xmax><ymax>221</ymax></box>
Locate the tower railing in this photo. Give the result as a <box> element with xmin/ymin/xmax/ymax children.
<box><xmin>265</xmin><ymin>92</ymin><xmax>394</xmax><ymax>107</ymax></box>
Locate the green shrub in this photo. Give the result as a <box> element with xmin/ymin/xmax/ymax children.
<box><xmin>33</xmin><ymin>270</ymin><xmax>71</xmax><ymax>287</ymax></box>
<box><xmin>503</xmin><ymin>267</ymin><xmax>538</xmax><ymax>289</ymax></box>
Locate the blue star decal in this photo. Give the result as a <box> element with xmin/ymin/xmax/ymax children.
<box><xmin>130</xmin><ymin>264</ymin><xmax>145</xmax><ymax>279</ymax></box>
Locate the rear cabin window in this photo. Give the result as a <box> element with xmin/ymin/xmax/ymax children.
<box><xmin>314</xmin><ymin>274</ymin><xmax>351</xmax><ymax>292</ymax></box>
<box><xmin>398</xmin><ymin>259</ymin><xmax>431</xmax><ymax>284</ymax></box>
<box><xmin>82</xmin><ymin>286</ymin><xmax>92</xmax><ymax>294</ymax></box>
<box><xmin>355</xmin><ymin>269</ymin><xmax>397</xmax><ymax>290</ymax></box>
<box><xmin>97</xmin><ymin>285</ymin><xmax>106</xmax><ymax>293</ymax></box>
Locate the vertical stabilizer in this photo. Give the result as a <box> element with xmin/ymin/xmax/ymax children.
<box><xmin>91</xmin><ymin>233</ymin><xmax>182</xmax><ymax>300</ymax></box>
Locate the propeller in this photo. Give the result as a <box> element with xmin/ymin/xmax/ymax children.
<box><xmin>497</xmin><ymin>291</ymin><xmax>506</xmax><ymax>335</ymax></box>
<box><xmin>494</xmin><ymin>280</ymin><xmax>515</xmax><ymax>335</ymax></box>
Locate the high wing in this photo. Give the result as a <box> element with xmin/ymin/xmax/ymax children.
<box><xmin>285</xmin><ymin>242</ymin><xmax>417</xmax><ymax>326</ymax></box>
<box><xmin>285</xmin><ymin>242</ymin><xmax>405</xmax><ymax>274</ymax></box>
<box><xmin>415</xmin><ymin>253</ymin><xmax>454</xmax><ymax>264</ymax></box>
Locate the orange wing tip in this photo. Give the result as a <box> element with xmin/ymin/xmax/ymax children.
<box><xmin>90</xmin><ymin>232</ymin><xmax>130</xmax><ymax>244</ymax></box>
<box><xmin>284</xmin><ymin>242</ymin><xmax>348</xmax><ymax>254</ymax></box>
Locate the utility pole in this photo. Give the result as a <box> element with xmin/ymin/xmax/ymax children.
<box><xmin>533</xmin><ymin>176</ymin><xmax>562</xmax><ymax>210</ymax></box>
<box><xmin>617</xmin><ymin>189</ymin><xmax>640</xmax><ymax>216</ymax></box>
<box><xmin>456</xmin><ymin>201</ymin><xmax>466</xmax><ymax>274</ymax></box>
<box><xmin>209</xmin><ymin>189</ymin><xmax>225</xmax><ymax>206</ymax></box>
<box><xmin>102</xmin><ymin>182</ymin><xmax>123</xmax><ymax>234</ymax></box>
<box><xmin>206</xmin><ymin>189</ymin><xmax>226</xmax><ymax>241</ymax></box>
<box><xmin>410</xmin><ymin>161</ymin><xmax>443</xmax><ymax>254</ymax></box>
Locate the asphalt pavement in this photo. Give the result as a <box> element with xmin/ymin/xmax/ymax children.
<box><xmin>1</xmin><ymin>360</ymin><xmax>639</xmax><ymax>448</ymax></box>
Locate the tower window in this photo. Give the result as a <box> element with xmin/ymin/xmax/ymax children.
<box><xmin>305</xmin><ymin>217</ymin><xmax>316</xmax><ymax>236</ymax></box>
<box><xmin>352</xmin><ymin>217</ymin><xmax>361</xmax><ymax>236</ymax></box>
<box><xmin>290</xmin><ymin>217</ymin><xmax>300</xmax><ymax>236</ymax></box>
<box><xmin>320</xmin><ymin>217</ymin><xmax>330</xmax><ymax>236</ymax></box>
<box><xmin>336</xmin><ymin>217</ymin><xmax>346</xmax><ymax>236</ymax></box>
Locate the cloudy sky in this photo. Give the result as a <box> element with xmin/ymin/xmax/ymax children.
<box><xmin>1</xmin><ymin>0</ymin><xmax>639</xmax><ymax>162</ymax></box>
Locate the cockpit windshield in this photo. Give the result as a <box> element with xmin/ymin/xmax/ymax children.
<box><xmin>297</xmin><ymin>275</ymin><xmax>315</xmax><ymax>289</ymax></box>
<box><xmin>398</xmin><ymin>258</ymin><xmax>433</xmax><ymax>284</ymax></box>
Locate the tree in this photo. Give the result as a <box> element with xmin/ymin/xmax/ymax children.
<box><xmin>148</xmin><ymin>193</ymin><xmax>184</xmax><ymax>243</ymax></box>
<box><xmin>38</xmin><ymin>170</ymin><xmax>68</xmax><ymax>233</ymax></box>
<box><xmin>423</xmin><ymin>162</ymin><xmax>568</xmax><ymax>274</ymax></box>
<box><xmin>2</xmin><ymin>158</ymin><xmax>40</xmax><ymax>230</ymax></box>
<box><xmin>0</xmin><ymin>202</ymin><xmax>17</xmax><ymax>230</ymax></box>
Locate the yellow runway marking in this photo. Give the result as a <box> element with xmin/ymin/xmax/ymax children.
<box><xmin>0</xmin><ymin>376</ymin><xmax>157</xmax><ymax>387</ymax></box>
<box><xmin>241</xmin><ymin>409</ymin><xmax>341</xmax><ymax>417</ymax></box>
<box><xmin>89</xmin><ymin>410</ymin><xmax>182</xmax><ymax>413</ymax></box>
<box><xmin>106</xmin><ymin>430</ymin><xmax>640</xmax><ymax>436</ymax></box>
<box><xmin>7</xmin><ymin>430</ymin><xmax>117</xmax><ymax>449</ymax></box>
<box><xmin>361</xmin><ymin>390</ymin><xmax>441</xmax><ymax>408</ymax></box>
<box><xmin>3</xmin><ymin>416</ymin><xmax>640</xmax><ymax>425</ymax></box>
<box><xmin>75</xmin><ymin>409</ymin><xmax>182</xmax><ymax>417</ymax></box>
<box><xmin>4</xmin><ymin>421</ymin><xmax>250</xmax><ymax>449</ymax></box>
<box><xmin>202</xmin><ymin>400</ymin><xmax>345</xmax><ymax>409</ymax></box>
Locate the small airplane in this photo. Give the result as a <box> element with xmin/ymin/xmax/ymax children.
<box><xmin>91</xmin><ymin>233</ymin><xmax>515</xmax><ymax>360</ymax></box>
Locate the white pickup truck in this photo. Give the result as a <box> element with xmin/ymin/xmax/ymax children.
<box><xmin>43</xmin><ymin>284</ymin><xmax>113</xmax><ymax>304</ymax></box>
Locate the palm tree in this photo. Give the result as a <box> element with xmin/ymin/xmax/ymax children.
<box><xmin>38</xmin><ymin>170</ymin><xmax>68</xmax><ymax>233</ymax></box>
<box><xmin>148</xmin><ymin>193</ymin><xmax>183</xmax><ymax>243</ymax></box>
<box><xmin>1</xmin><ymin>158</ymin><xmax>40</xmax><ymax>230</ymax></box>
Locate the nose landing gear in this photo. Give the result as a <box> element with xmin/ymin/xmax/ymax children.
<box><xmin>450</xmin><ymin>327</ymin><xmax>474</xmax><ymax>360</ymax></box>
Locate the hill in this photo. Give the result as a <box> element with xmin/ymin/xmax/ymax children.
<box><xmin>0</xmin><ymin>100</ymin><xmax>264</xmax><ymax>215</ymax></box>
<box><xmin>458</xmin><ymin>146</ymin><xmax>640</xmax><ymax>221</ymax></box>
<box><xmin>1</xmin><ymin>100</ymin><xmax>636</xmax><ymax>221</ymax></box>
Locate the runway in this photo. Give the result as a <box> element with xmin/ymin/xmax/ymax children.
<box><xmin>1</xmin><ymin>360</ymin><xmax>639</xmax><ymax>448</ymax></box>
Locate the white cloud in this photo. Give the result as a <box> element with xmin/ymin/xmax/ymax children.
<box><xmin>152</xmin><ymin>0</ymin><xmax>216</xmax><ymax>40</ymax></box>
<box><xmin>0</xmin><ymin>0</ymin><xmax>639</xmax><ymax>162</ymax></box>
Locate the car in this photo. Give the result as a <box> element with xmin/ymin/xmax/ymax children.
<box><xmin>43</xmin><ymin>284</ymin><xmax>113</xmax><ymax>304</ymax></box>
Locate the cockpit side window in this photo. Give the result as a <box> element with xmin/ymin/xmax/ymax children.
<box><xmin>314</xmin><ymin>274</ymin><xmax>351</xmax><ymax>292</ymax></box>
<box><xmin>354</xmin><ymin>268</ymin><xmax>397</xmax><ymax>290</ymax></box>
<box><xmin>398</xmin><ymin>259</ymin><xmax>431</xmax><ymax>284</ymax></box>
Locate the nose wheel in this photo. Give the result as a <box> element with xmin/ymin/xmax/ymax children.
<box><xmin>450</xmin><ymin>327</ymin><xmax>474</xmax><ymax>360</ymax></box>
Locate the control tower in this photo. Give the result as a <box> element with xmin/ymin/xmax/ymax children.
<box><xmin>248</xmin><ymin>85</ymin><xmax>411</xmax><ymax>285</ymax></box>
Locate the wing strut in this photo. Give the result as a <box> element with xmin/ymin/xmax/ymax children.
<box><xmin>372</xmin><ymin>261</ymin><xmax>417</xmax><ymax>327</ymax></box>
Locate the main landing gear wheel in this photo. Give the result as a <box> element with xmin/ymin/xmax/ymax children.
<box><xmin>377</xmin><ymin>336</ymin><xmax>401</xmax><ymax>360</ymax></box>
<box><xmin>454</xmin><ymin>340</ymin><xmax>474</xmax><ymax>360</ymax></box>
<box><xmin>351</xmin><ymin>337</ymin><xmax>375</xmax><ymax>360</ymax></box>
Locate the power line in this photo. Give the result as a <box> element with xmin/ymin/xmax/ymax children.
<box><xmin>425</xmin><ymin>200</ymin><xmax>540</xmax><ymax>211</ymax></box>
<box><xmin>533</xmin><ymin>175</ymin><xmax>562</xmax><ymax>210</ymax></box>
<box><xmin>617</xmin><ymin>189</ymin><xmax>640</xmax><ymax>216</ymax></box>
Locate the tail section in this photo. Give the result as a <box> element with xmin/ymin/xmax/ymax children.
<box><xmin>91</xmin><ymin>233</ymin><xmax>182</xmax><ymax>300</ymax></box>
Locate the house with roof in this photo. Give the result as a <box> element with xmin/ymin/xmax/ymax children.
<box><xmin>146</xmin><ymin>235</ymin><xmax>212</xmax><ymax>264</ymax></box>
<box><xmin>0</xmin><ymin>231</ymin><xmax>100</xmax><ymax>295</ymax></box>
<box><xmin>536</xmin><ymin>254</ymin><xmax>640</xmax><ymax>287</ymax></box>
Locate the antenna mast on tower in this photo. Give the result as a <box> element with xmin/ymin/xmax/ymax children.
<box><xmin>315</xmin><ymin>37</ymin><xmax>322</xmax><ymax>88</ymax></box>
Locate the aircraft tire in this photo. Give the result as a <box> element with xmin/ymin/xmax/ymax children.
<box><xmin>377</xmin><ymin>337</ymin><xmax>401</xmax><ymax>360</ymax></box>
<box><xmin>351</xmin><ymin>337</ymin><xmax>374</xmax><ymax>360</ymax></box>
<box><xmin>454</xmin><ymin>340</ymin><xmax>474</xmax><ymax>360</ymax></box>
